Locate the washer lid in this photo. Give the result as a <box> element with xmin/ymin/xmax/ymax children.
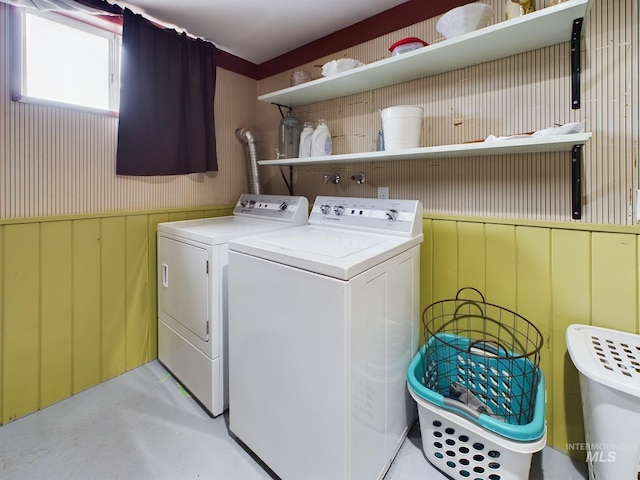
<box><xmin>229</xmin><ymin>225</ymin><xmax>423</xmax><ymax>280</ymax></box>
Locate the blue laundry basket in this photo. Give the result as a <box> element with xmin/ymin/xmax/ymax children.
<box><xmin>408</xmin><ymin>339</ymin><xmax>546</xmax><ymax>442</ymax></box>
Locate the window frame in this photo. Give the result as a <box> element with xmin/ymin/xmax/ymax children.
<box><xmin>11</xmin><ymin>7</ymin><xmax>122</xmax><ymax>116</ymax></box>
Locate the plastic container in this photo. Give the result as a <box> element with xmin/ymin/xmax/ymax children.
<box><xmin>408</xmin><ymin>345</ymin><xmax>546</xmax><ymax>480</ymax></box>
<box><xmin>311</xmin><ymin>119</ymin><xmax>332</xmax><ymax>156</ymax></box>
<box><xmin>436</xmin><ymin>3</ymin><xmax>493</xmax><ymax>39</ymax></box>
<box><xmin>380</xmin><ymin>106</ymin><xmax>423</xmax><ymax>151</ymax></box>
<box><xmin>299</xmin><ymin>122</ymin><xmax>313</xmax><ymax>158</ymax></box>
<box><xmin>290</xmin><ymin>70</ymin><xmax>312</xmax><ymax>86</ymax></box>
<box><xmin>408</xmin><ymin>378</ymin><xmax>546</xmax><ymax>480</ymax></box>
<box><xmin>566</xmin><ymin>324</ymin><xmax>640</xmax><ymax>480</ymax></box>
<box><xmin>388</xmin><ymin>37</ymin><xmax>428</xmax><ymax>56</ymax></box>
<box><xmin>278</xmin><ymin>109</ymin><xmax>301</xmax><ymax>159</ymax></box>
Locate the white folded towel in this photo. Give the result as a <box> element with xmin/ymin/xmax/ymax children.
<box><xmin>484</xmin><ymin>121</ymin><xmax>585</xmax><ymax>142</ymax></box>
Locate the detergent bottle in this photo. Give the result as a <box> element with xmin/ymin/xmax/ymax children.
<box><xmin>311</xmin><ymin>119</ymin><xmax>332</xmax><ymax>157</ymax></box>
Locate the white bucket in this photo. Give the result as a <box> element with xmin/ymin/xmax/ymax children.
<box><xmin>381</xmin><ymin>105</ymin><xmax>423</xmax><ymax>151</ymax></box>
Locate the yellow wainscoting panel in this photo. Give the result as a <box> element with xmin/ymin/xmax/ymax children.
<box><xmin>515</xmin><ymin>226</ymin><xmax>553</xmax><ymax>443</ymax></box>
<box><xmin>419</xmin><ymin>220</ymin><xmax>434</xmax><ymax>326</ymax></box>
<box><xmin>71</xmin><ymin>219</ymin><xmax>102</xmax><ymax>394</ymax></box>
<box><xmin>40</xmin><ymin>221</ymin><xmax>73</xmax><ymax>408</ymax></box>
<box><xmin>419</xmin><ymin>220</ymin><xmax>434</xmax><ymax>345</ymax></box>
<box><xmin>551</xmin><ymin>228</ymin><xmax>591</xmax><ymax>457</ymax></box>
<box><xmin>2</xmin><ymin>224</ymin><xmax>40</xmax><ymax>423</ymax></box>
<box><xmin>421</xmin><ymin>216</ymin><xmax>640</xmax><ymax>457</ymax></box>
<box><xmin>484</xmin><ymin>223</ymin><xmax>519</xmax><ymax>356</ymax></box>
<box><xmin>0</xmin><ymin>206</ymin><xmax>230</xmax><ymax>426</ymax></box>
<box><xmin>591</xmin><ymin>232</ymin><xmax>638</xmax><ymax>333</ymax></box>
<box><xmin>431</xmin><ymin>220</ymin><xmax>458</xmax><ymax>301</ymax></box>
<box><xmin>485</xmin><ymin>223</ymin><xmax>517</xmax><ymax>311</ymax></box>
<box><xmin>124</xmin><ymin>215</ymin><xmax>150</xmax><ymax>370</ymax></box>
<box><xmin>168</xmin><ymin>212</ymin><xmax>188</xmax><ymax>222</ymax></box>
<box><xmin>457</xmin><ymin>222</ymin><xmax>486</xmax><ymax>294</ymax></box>
<box><xmin>0</xmin><ymin>225</ymin><xmax>3</xmax><ymax>420</ymax></box>
<box><xmin>101</xmin><ymin>217</ymin><xmax>126</xmax><ymax>382</ymax></box>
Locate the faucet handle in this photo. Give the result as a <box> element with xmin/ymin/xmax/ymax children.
<box><xmin>350</xmin><ymin>172</ymin><xmax>366</xmax><ymax>184</ymax></box>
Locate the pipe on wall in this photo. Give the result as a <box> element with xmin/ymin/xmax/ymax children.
<box><xmin>235</xmin><ymin>128</ymin><xmax>262</xmax><ymax>195</ymax></box>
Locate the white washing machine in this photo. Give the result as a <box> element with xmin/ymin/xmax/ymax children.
<box><xmin>157</xmin><ymin>194</ymin><xmax>308</xmax><ymax>417</ymax></box>
<box><xmin>228</xmin><ymin>196</ymin><xmax>423</xmax><ymax>480</ymax></box>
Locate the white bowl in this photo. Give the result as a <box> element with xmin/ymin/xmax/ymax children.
<box><xmin>436</xmin><ymin>3</ymin><xmax>493</xmax><ymax>39</ymax></box>
<box><xmin>321</xmin><ymin>58</ymin><xmax>364</xmax><ymax>77</ymax></box>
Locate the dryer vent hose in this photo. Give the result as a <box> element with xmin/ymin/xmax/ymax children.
<box><xmin>235</xmin><ymin>128</ymin><xmax>262</xmax><ymax>195</ymax></box>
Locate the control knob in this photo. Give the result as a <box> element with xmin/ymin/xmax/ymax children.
<box><xmin>240</xmin><ymin>200</ymin><xmax>249</xmax><ymax>207</ymax></box>
<box><xmin>385</xmin><ymin>209</ymin><xmax>398</xmax><ymax>221</ymax></box>
<box><xmin>320</xmin><ymin>204</ymin><xmax>331</xmax><ymax>215</ymax></box>
<box><xmin>333</xmin><ymin>205</ymin><xmax>345</xmax><ymax>216</ymax></box>
<box><xmin>279</xmin><ymin>202</ymin><xmax>288</xmax><ymax>211</ymax></box>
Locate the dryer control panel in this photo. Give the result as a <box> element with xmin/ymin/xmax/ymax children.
<box><xmin>310</xmin><ymin>196</ymin><xmax>422</xmax><ymax>237</ymax></box>
<box><xmin>233</xmin><ymin>194</ymin><xmax>309</xmax><ymax>223</ymax></box>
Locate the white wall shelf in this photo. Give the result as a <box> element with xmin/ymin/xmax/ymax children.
<box><xmin>258</xmin><ymin>0</ymin><xmax>591</xmax><ymax>219</ymax></box>
<box><xmin>258</xmin><ymin>0</ymin><xmax>591</xmax><ymax>108</ymax></box>
<box><xmin>257</xmin><ymin>133</ymin><xmax>592</xmax><ymax>166</ymax></box>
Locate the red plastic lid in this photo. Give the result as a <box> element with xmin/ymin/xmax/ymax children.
<box><xmin>388</xmin><ymin>37</ymin><xmax>429</xmax><ymax>52</ymax></box>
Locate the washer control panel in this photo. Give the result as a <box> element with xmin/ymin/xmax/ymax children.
<box><xmin>233</xmin><ymin>194</ymin><xmax>309</xmax><ymax>223</ymax></box>
<box><xmin>310</xmin><ymin>196</ymin><xmax>422</xmax><ymax>237</ymax></box>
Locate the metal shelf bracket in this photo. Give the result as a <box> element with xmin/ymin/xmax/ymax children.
<box><xmin>572</xmin><ymin>144</ymin><xmax>583</xmax><ymax>219</ymax></box>
<box><xmin>571</xmin><ymin>17</ymin><xmax>584</xmax><ymax>109</ymax></box>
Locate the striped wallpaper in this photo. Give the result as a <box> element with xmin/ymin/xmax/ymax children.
<box><xmin>0</xmin><ymin>0</ymin><xmax>638</xmax><ymax>224</ymax></box>
<box><xmin>0</xmin><ymin>3</ymin><xmax>257</xmax><ymax>219</ymax></box>
<box><xmin>257</xmin><ymin>0</ymin><xmax>639</xmax><ymax>225</ymax></box>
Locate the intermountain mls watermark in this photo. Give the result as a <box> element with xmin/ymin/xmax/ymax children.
<box><xmin>567</xmin><ymin>442</ymin><xmax>640</xmax><ymax>463</ymax></box>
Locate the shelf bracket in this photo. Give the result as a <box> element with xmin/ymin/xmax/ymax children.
<box><xmin>571</xmin><ymin>17</ymin><xmax>583</xmax><ymax>110</ymax></box>
<box><xmin>572</xmin><ymin>144</ymin><xmax>582</xmax><ymax>219</ymax></box>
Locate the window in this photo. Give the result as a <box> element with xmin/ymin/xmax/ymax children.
<box><xmin>13</xmin><ymin>8</ymin><xmax>121</xmax><ymax>114</ymax></box>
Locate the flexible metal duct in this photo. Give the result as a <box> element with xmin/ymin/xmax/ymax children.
<box><xmin>235</xmin><ymin>128</ymin><xmax>262</xmax><ymax>195</ymax></box>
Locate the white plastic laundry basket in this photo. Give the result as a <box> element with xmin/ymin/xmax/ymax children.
<box><xmin>566</xmin><ymin>324</ymin><xmax>640</xmax><ymax>480</ymax></box>
<box><xmin>408</xmin><ymin>384</ymin><xmax>546</xmax><ymax>480</ymax></box>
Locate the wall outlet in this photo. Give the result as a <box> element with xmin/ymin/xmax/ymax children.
<box><xmin>378</xmin><ymin>187</ymin><xmax>389</xmax><ymax>199</ymax></box>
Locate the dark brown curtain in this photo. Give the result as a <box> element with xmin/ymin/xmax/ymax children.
<box><xmin>116</xmin><ymin>8</ymin><xmax>218</xmax><ymax>176</ymax></box>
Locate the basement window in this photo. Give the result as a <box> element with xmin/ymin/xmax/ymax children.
<box><xmin>12</xmin><ymin>8</ymin><xmax>121</xmax><ymax>114</ymax></box>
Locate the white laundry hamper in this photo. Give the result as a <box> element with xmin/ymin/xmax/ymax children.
<box><xmin>566</xmin><ymin>324</ymin><xmax>640</xmax><ymax>480</ymax></box>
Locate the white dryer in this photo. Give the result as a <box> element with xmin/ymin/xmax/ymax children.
<box><xmin>228</xmin><ymin>196</ymin><xmax>423</xmax><ymax>480</ymax></box>
<box><xmin>157</xmin><ymin>194</ymin><xmax>308</xmax><ymax>417</ymax></box>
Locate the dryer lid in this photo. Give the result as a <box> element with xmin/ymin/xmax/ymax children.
<box><xmin>157</xmin><ymin>216</ymin><xmax>298</xmax><ymax>245</ymax></box>
<box><xmin>157</xmin><ymin>194</ymin><xmax>309</xmax><ymax>245</ymax></box>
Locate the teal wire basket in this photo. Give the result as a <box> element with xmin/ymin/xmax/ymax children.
<box><xmin>408</xmin><ymin>288</ymin><xmax>545</xmax><ymax>442</ymax></box>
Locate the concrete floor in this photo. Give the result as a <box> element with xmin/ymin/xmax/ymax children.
<box><xmin>0</xmin><ymin>360</ymin><xmax>588</xmax><ymax>479</ymax></box>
